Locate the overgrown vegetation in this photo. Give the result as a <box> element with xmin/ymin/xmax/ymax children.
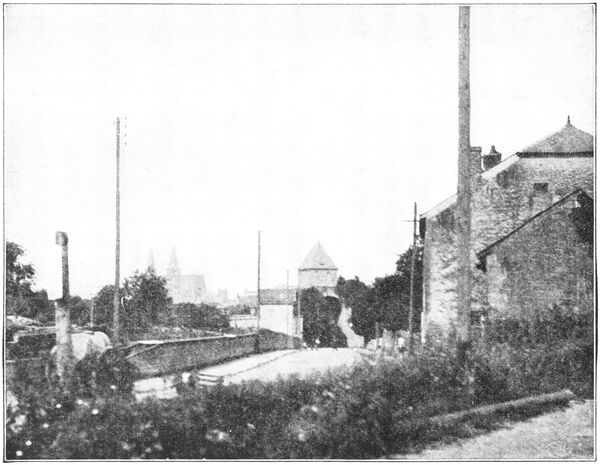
<box><xmin>6</xmin><ymin>327</ymin><xmax>590</xmax><ymax>460</ymax></box>
<box><xmin>336</xmin><ymin>245</ymin><xmax>423</xmax><ymax>345</ymax></box>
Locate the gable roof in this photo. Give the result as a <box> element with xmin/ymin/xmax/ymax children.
<box><xmin>517</xmin><ymin>121</ymin><xmax>593</xmax><ymax>156</ymax></box>
<box><xmin>299</xmin><ymin>242</ymin><xmax>337</xmax><ymax>270</ymax></box>
<box><xmin>421</xmin><ymin>122</ymin><xmax>593</xmax><ymax>220</ymax></box>
<box><xmin>477</xmin><ymin>189</ymin><xmax>592</xmax><ymax>259</ymax></box>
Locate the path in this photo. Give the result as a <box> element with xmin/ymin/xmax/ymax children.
<box><xmin>393</xmin><ymin>399</ymin><xmax>594</xmax><ymax>460</ymax></box>
<box><xmin>133</xmin><ymin>347</ymin><xmax>365</xmax><ymax>400</ymax></box>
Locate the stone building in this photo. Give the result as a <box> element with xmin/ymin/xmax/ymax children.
<box><xmin>298</xmin><ymin>241</ymin><xmax>338</xmax><ymax>292</ymax></box>
<box><xmin>420</xmin><ymin>120</ymin><xmax>594</xmax><ymax>338</ymax></box>
<box><xmin>165</xmin><ymin>247</ymin><xmax>208</xmax><ymax>304</ymax></box>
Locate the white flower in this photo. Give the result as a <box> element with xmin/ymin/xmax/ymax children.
<box><xmin>246</xmin><ymin>423</ymin><xmax>256</xmax><ymax>430</ymax></box>
<box><xmin>297</xmin><ymin>431</ymin><xmax>307</xmax><ymax>442</ymax></box>
<box><xmin>205</xmin><ymin>429</ymin><xmax>231</xmax><ymax>443</ymax></box>
<box><xmin>91</xmin><ymin>409</ymin><xmax>99</xmax><ymax>415</ymax></box>
<box><xmin>42</xmin><ymin>423</ymin><xmax>49</xmax><ymax>429</ymax></box>
<box><xmin>15</xmin><ymin>451</ymin><xmax>23</xmax><ymax>457</ymax></box>
<box><xmin>110</xmin><ymin>385</ymin><xmax>117</xmax><ymax>391</ymax></box>
<box><xmin>55</xmin><ymin>403</ymin><xmax>62</xmax><ymax>409</ymax></box>
<box><xmin>77</xmin><ymin>399</ymin><xmax>84</xmax><ymax>405</ymax></box>
<box><xmin>25</xmin><ymin>440</ymin><xmax>32</xmax><ymax>447</ymax></box>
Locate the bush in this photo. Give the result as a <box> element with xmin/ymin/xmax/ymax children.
<box><xmin>7</xmin><ymin>332</ymin><xmax>592</xmax><ymax>459</ymax></box>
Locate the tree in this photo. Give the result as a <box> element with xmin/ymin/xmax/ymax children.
<box><xmin>92</xmin><ymin>285</ymin><xmax>121</xmax><ymax>330</ymax></box>
<box><xmin>122</xmin><ymin>270</ymin><xmax>172</xmax><ymax>334</ymax></box>
<box><xmin>295</xmin><ymin>287</ymin><xmax>347</xmax><ymax>348</ymax></box>
<box><xmin>6</xmin><ymin>241</ymin><xmax>35</xmax><ymax>297</ymax></box>
<box><xmin>335</xmin><ymin>276</ymin><xmax>375</xmax><ymax>344</ymax></box>
<box><xmin>6</xmin><ymin>241</ymin><xmax>54</xmax><ymax>322</ymax></box>
<box><xmin>68</xmin><ymin>296</ymin><xmax>92</xmax><ymax>327</ymax></box>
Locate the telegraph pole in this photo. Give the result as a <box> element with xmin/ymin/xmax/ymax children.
<box><xmin>256</xmin><ymin>230</ymin><xmax>261</xmax><ymax>352</ymax></box>
<box><xmin>113</xmin><ymin>117</ymin><xmax>121</xmax><ymax>344</ymax></box>
<box><xmin>407</xmin><ymin>202</ymin><xmax>418</xmax><ymax>353</ymax></box>
<box><xmin>456</xmin><ymin>6</ymin><xmax>473</xmax><ymax>360</ymax></box>
<box><xmin>286</xmin><ymin>270</ymin><xmax>290</xmax><ymax>336</ymax></box>
<box><xmin>55</xmin><ymin>231</ymin><xmax>73</xmax><ymax>381</ymax></box>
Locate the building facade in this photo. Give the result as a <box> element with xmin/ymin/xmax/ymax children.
<box><xmin>420</xmin><ymin>121</ymin><xmax>594</xmax><ymax>338</ymax></box>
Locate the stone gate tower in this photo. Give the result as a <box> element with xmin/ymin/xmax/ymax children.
<box><xmin>298</xmin><ymin>242</ymin><xmax>338</xmax><ymax>291</ymax></box>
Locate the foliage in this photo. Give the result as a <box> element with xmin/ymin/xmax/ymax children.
<box><xmin>6</xmin><ymin>348</ymin><xmax>139</xmax><ymax>460</ymax></box>
<box><xmin>335</xmin><ymin>276</ymin><xmax>375</xmax><ymax>343</ymax></box>
<box><xmin>68</xmin><ymin>296</ymin><xmax>92</xmax><ymax>327</ymax></box>
<box><xmin>6</xmin><ymin>241</ymin><xmax>36</xmax><ymax>297</ymax></box>
<box><xmin>295</xmin><ymin>288</ymin><xmax>347</xmax><ymax>348</ymax></box>
<box><xmin>122</xmin><ymin>270</ymin><xmax>172</xmax><ymax>334</ymax></box>
<box><xmin>6</xmin><ymin>241</ymin><xmax>54</xmax><ymax>322</ymax></box>
<box><xmin>8</xmin><ymin>335</ymin><xmax>585</xmax><ymax>460</ymax></box>
<box><xmin>91</xmin><ymin>285</ymin><xmax>120</xmax><ymax>330</ymax></box>
<box><xmin>170</xmin><ymin>303</ymin><xmax>230</xmax><ymax>331</ymax></box>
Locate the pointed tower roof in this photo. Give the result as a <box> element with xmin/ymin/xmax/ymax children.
<box><xmin>166</xmin><ymin>246</ymin><xmax>180</xmax><ymax>278</ymax></box>
<box><xmin>299</xmin><ymin>242</ymin><xmax>337</xmax><ymax>270</ymax></box>
<box><xmin>518</xmin><ymin>119</ymin><xmax>593</xmax><ymax>156</ymax></box>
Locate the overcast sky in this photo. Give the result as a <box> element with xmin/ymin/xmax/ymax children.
<box><xmin>5</xmin><ymin>4</ymin><xmax>595</xmax><ymax>299</ymax></box>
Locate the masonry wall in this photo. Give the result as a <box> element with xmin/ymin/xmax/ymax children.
<box><xmin>484</xmin><ymin>198</ymin><xmax>593</xmax><ymax>320</ymax></box>
<box><xmin>299</xmin><ymin>268</ymin><xmax>338</xmax><ymax>289</ymax></box>
<box><xmin>422</xmin><ymin>155</ymin><xmax>593</xmax><ymax>337</ymax></box>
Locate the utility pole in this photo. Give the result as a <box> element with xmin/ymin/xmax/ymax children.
<box><xmin>407</xmin><ymin>202</ymin><xmax>418</xmax><ymax>354</ymax></box>
<box><xmin>113</xmin><ymin>117</ymin><xmax>121</xmax><ymax>344</ymax></box>
<box><xmin>90</xmin><ymin>298</ymin><xmax>95</xmax><ymax>329</ymax></box>
<box><xmin>55</xmin><ymin>231</ymin><xmax>73</xmax><ymax>381</ymax></box>
<box><xmin>286</xmin><ymin>270</ymin><xmax>290</xmax><ymax>336</ymax></box>
<box><xmin>256</xmin><ymin>230</ymin><xmax>261</xmax><ymax>352</ymax></box>
<box><xmin>456</xmin><ymin>5</ymin><xmax>473</xmax><ymax>361</ymax></box>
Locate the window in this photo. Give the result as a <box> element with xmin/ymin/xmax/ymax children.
<box><xmin>533</xmin><ymin>182</ymin><xmax>549</xmax><ymax>194</ymax></box>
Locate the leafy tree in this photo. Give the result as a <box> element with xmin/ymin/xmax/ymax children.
<box><xmin>5</xmin><ymin>241</ymin><xmax>54</xmax><ymax>322</ymax></box>
<box><xmin>295</xmin><ymin>288</ymin><xmax>347</xmax><ymax>348</ymax></box>
<box><xmin>68</xmin><ymin>296</ymin><xmax>92</xmax><ymax>327</ymax></box>
<box><xmin>6</xmin><ymin>241</ymin><xmax>35</xmax><ymax>297</ymax></box>
<box><xmin>91</xmin><ymin>284</ymin><xmax>121</xmax><ymax>331</ymax></box>
<box><xmin>335</xmin><ymin>276</ymin><xmax>375</xmax><ymax>344</ymax></box>
<box><xmin>122</xmin><ymin>270</ymin><xmax>172</xmax><ymax>334</ymax></box>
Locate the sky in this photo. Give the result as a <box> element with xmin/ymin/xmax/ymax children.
<box><xmin>4</xmin><ymin>4</ymin><xmax>595</xmax><ymax>299</ymax></box>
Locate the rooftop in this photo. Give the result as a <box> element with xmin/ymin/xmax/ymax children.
<box><xmin>518</xmin><ymin>119</ymin><xmax>593</xmax><ymax>156</ymax></box>
<box><xmin>299</xmin><ymin>241</ymin><xmax>337</xmax><ymax>270</ymax></box>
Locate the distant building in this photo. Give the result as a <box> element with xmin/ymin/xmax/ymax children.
<box><xmin>298</xmin><ymin>241</ymin><xmax>338</xmax><ymax>292</ymax></box>
<box><xmin>165</xmin><ymin>247</ymin><xmax>208</xmax><ymax>304</ymax></box>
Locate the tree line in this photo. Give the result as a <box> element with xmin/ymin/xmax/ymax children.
<box><xmin>6</xmin><ymin>241</ymin><xmax>231</xmax><ymax>339</ymax></box>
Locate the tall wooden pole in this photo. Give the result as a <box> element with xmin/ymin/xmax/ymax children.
<box><xmin>256</xmin><ymin>230</ymin><xmax>261</xmax><ymax>351</ymax></box>
<box><xmin>407</xmin><ymin>202</ymin><xmax>418</xmax><ymax>353</ymax></box>
<box><xmin>113</xmin><ymin>117</ymin><xmax>121</xmax><ymax>344</ymax></box>
<box><xmin>456</xmin><ymin>6</ymin><xmax>472</xmax><ymax>357</ymax></box>
<box><xmin>55</xmin><ymin>231</ymin><xmax>72</xmax><ymax>381</ymax></box>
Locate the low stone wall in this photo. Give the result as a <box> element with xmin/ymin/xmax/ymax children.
<box><xmin>127</xmin><ymin>332</ymin><xmax>301</xmax><ymax>378</ymax></box>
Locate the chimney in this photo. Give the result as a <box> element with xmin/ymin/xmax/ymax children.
<box><xmin>471</xmin><ymin>146</ymin><xmax>482</xmax><ymax>176</ymax></box>
<box><xmin>482</xmin><ymin>145</ymin><xmax>502</xmax><ymax>171</ymax></box>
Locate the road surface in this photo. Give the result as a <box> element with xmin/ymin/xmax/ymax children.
<box><xmin>133</xmin><ymin>348</ymin><xmax>365</xmax><ymax>400</ymax></box>
<box><xmin>393</xmin><ymin>399</ymin><xmax>594</xmax><ymax>460</ymax></box>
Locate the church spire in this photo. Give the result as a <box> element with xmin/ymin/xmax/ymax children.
<box><xmin>166</xmin><ymin>246</ymin><xmax>180</xmax><ymax>282</ymax></box>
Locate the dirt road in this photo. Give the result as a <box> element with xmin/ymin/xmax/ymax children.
<box><xmin>393</xmin><ymin>399</ymin><xmax>594</xmax><ymax>460</ymax></box>
<box><xmin>133</xmin><ymin>348</ymin><xmax>365</xmax><ymax>400</ymax></box>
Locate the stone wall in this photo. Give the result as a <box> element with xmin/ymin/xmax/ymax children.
<box><xmin>127</xmin><ymin>332</ymin><xmax>301</xmax><ymax>378</ymax></box>
<box><xmin>483</xmin><ymin>196</ymin><xmax>593</xmax><ymax>320</ymax></box>
<box><xmin>299</xmin><ymin>268</ymin><xmax>338</xmax><ymax>289</ymax></box>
